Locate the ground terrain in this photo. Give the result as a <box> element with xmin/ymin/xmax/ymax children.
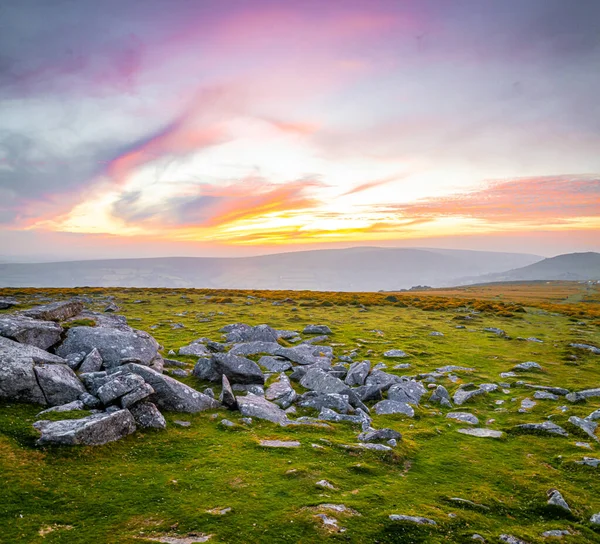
<box><xmin>0</xmin><ymin>282</ymin><xmax>599</xmax><ymax>543</ymax></box>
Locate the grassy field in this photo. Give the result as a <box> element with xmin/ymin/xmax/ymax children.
<box><xmin>1</xmin><ymin>283</ymin><xmax>599</xmax><ymax>543</ymax></box>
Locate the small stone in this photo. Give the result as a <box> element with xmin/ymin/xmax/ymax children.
<box><xmin>316</xmin><ymin>479</ymin><xmax>336</xmax><ymax>490</ymax></box>
<box><xmin>220</xmin><ymin>419</ymin><xmax>235</xmax><ymax>427</ymax></box>
<box><xmin>458</xmin><ymin>428</ymin><xmax>503</xmax><ymax>438</ymax></box>
<box><xmin>173</xmin><ymin>420</ymin><xmax>191</xmax><ymax>427</ymax></box>
<box><xmin>388</xmin><ymin>515</ymin><xmax>436</xmax><ymax>525</ymax></box>
<box><xmin>541</xmin><ymin>529</ymin><xmax>570</xmax><ymax>538</ymax></box>
<box><xmin>547</xmin><ymin>489</ymin><xmax>571</xmax><ymax>513</ymax></box>
<box><xmin>259</xmin><ymin>440</ymin><xmax>300</xmax><ymax>448</ymax></box>
<box><xmin>446</xmin><ymin>412</ymin><xmax>479</xmax><ymax>425</ymax></box>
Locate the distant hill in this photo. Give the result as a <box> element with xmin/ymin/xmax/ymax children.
<box><xmin>463</xmin><ymin>252</ymin><xmax>600</xmax><ymax>284</ymax></box>
<box><xmin>0</xmin><ymin>247</ymin><xmax>542</xmax><ymax>291</ymax></box>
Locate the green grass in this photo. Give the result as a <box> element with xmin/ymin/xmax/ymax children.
<box><xmin>0</xmin><ymin>287</ymin><xmax>599</xmax><ymax>543</ymax></box>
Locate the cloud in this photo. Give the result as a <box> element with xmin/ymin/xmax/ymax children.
<box><xmin>110</xmin><ymin>176</ymin><xmax>324</xmax><ymax>228</ymax></box>
<box><xmin>385</xmin><ymin>175</ymin><xmax>600</xmax><ymax>222</ymax></box>
<box><xmin>341</xmin><ymin>174</ymin><xmax>409</xmax><ymax>196</ymax></box>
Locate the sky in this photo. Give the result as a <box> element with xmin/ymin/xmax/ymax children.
<box><xmin>1</xmin><ymin>0</ymin><xmax>599</xmax><ymax>262</ymax></box>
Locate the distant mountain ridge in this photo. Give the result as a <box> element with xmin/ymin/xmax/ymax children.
<box><xmin>0</xmin><ymin>247</ymin><xmax>542</xmax><ymax>291</ymax></box>
<box><xmin>464</xmin><ymin>252</ymin><xmax>600</xmax><ymax>284</ymax></box>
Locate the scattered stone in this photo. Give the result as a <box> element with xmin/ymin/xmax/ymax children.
<box><xmin>576</xmin><ymin>457</ymin><xmax>600</xmax><ymax>467</ymax></box>
<box><xmin>453</xmin><ymin>385</ymin><xmax>487</xmax><ymax>405</ymax></box>
<box><xmin>519</xmin><ymin>398</ymin><xmax>537</xmax><ymax>412</ymax></box>
<box><xmin>568</xmin><ymin>416</ymin><xmax>598</xmax><ymax>442</ymax></box>
<box><xmin>226</xmin><ymin>324</ymin><xmax>279</xmax><ymax>343</ymax></box>
<box><xmin>483</xmin><ymin>327</ymin><xmax>506</xmax><ymax>336</ymax></box>
<box><xmin>178</xmin><ymin>343</ymin><xmax>211</xmax><ymax>357</ymax></box>
<box><xmin>173</xmin><ymin>420</ymin><xmax>191</xmax><ymax>427</ymax></box>
<box><xmin>259</xmin><ymin>440</ymin><xmax>300</xmax><ymax>448</ymax></box>
<box><xmin>575</xmin><ymin>442</ymin><xmax>592</xmax><ymax>449</ymax></box>
<box><xmin>304</xmin><ymin>325</ymin><xmax>332</xmax><ymax>335</ymax></box>
<box><xmin>358</xmin><ymin>428</ymin><xmax>401</xmax><ymax>443</ymax></box>
<box><xmin>219</xmin><ymin>419</ymin><xmax>235</xmax><ymax>427</ymax></box>
<box><xmin>587</xmin><ymin>409</ymin><xmax>600</xmax><ymax>421</ymax></box>
<box><xmin>534</xmin><ymin>391</ymin><xmax>559</xmax><ymax>401</ymax></box>
<box><xmin>429</xmin><ymin>385</ymin><xmax>452</xmax><ymax>407</ymax></box>
<box><xmin>430</xmin><ymin>331</ymin><xmax>444</xmax><ymax>336</ymax></box>
<box><xmin>514</xmin><ymin>422</ymin><xmax>568</xmax><ymax>437</ymax></box>
<box><xmin>365</xmin><ymin>370</ymin><xmax>400</xmax><ymax>391</ymax></box>
<box><xmin>104</xmin><ymin>302</ymin><xmax>120</xmax><ymax>313</ymax></box>
<box><xmin>499</xmin><ymin>536</ymin><xmax>530</xmax><ymax>544</ymax></box>
<box><xmin>513</xmin><ymin>361</ymin><xmax>543</xmax><ymax>372</ymax></box>
<box><xmin>449</xmin><ymin>498</ymin><xmax>489</xmax><ymax>510</ymax></box>
<box><xmin>265</xmin><ymin>373</ymin><xmax>297</xmax><ymax>409</ymax></box>
<box><xmin>300</xmin><ymin>367</ymin><xmax>347</xmax><ymax>394</ymax></box>
<box><xmin>447</xmin><ymin>412</ymin><xmax>479</xmax><ymax>425</ymax></box>
<box><xmin>388</xmin><ymin>515</ymin><xmax>436</xmax><ymax>525</ymax></box>
<box><xmin>383</xmin><ymin>349</ymin><xmax>408</xmax><ymax>358</ymax></box>
<box><xmin>566</xmin><ymin>388</ymin><xmax>600</xmax><ymax>403</ymax></box>
<box><xmin>547</xmin><ymin>489</ymin><xmax>571</xmax><ymax>513</ymax></box>
<box><xmin>458</xmin><ymin>428</ymin><xmax>503</xmax><ymax>438</ymax></box>
<box><xmin>590</xmin><ymin>513</ymin><xmax>600</xmax><ymax>525</ymax></box>
<box><xmin>569</xmin><ymin>343</ymin><xmax>600</xmax><ymax>354</ymax></box>
<box><xmin>541</xmin><ymin>529</ymin><xmax>570</xmax><ymax>538</ymax></box>
<box><xmin>316</xmin><ymin>479</ymin><xmax>336</xmax><ymax>489</ymax></box>
<box><xmin>0</xmin><ymin>297</ymin><xmax>18</xmax><ymax>310</ymax></box>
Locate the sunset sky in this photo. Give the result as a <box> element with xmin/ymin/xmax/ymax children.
<box><xmin>1</xmin><ymin>0</ymin><xmax>599</xmax><ymax>261</ymax></box>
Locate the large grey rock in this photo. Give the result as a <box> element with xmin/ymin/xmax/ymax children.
<box><xmin>345</xmin><ymin>361</ymin><xmax>370</xmax><ymax>386</ymax></box>
<box><xmin>514</xmin><ymin>422</ymin><xmax>569</xmax><ymax>437</ymax></box>
<box><xmin>0</xmin><ymin>297</ymin><xmax>18</xmax><ymax>310</ymax></box>
<box><xmin>178</xmin><ymin>342</ymin><xmax>211</xmax><ymax>357</ymax></box>
<box><xmin>118</xmin><ymin>363</ymin><xmax>221</xmax><ymax>412</ymax></box>
<box><xmin>34</xmin><ymin>364</ymin><xmax>86</xmax><ymax>406</ymax></box>
<box><xmin>226</xmin><ymin>324</ymin><xmax>279</xmax><ymax>343</ymax></box>
<box><xmin>57</xmin><ymin>326</ymin><xmax>160</xmax><ymax>368</ymax></box>
<box><xmin>365</xmin><ymin>370</ymin><xmax>401</xmax><ymax>391</ymax></box>
<box><xmin>192</xmin><ymin>357</ymin><xmax>220</xmax><ymax>381</ymax></box>
<box><xmin>0</xmin><ymin>336</ymin><xmax>66</xmax><ymax>364</ymax></box>
<box><xmin>23</xmin><ymin>299</ymin><xmax>84</xmax><ymax>322</ymax></box>
<box><xmin>303</xmin><ymin>324</ymin><xmax>332</xmax><ymax>335</ymax></box>
<box><xmin>129</xmin><ymin>402</ymin><xmax>166</xmax><ymax>429</ymax></box>
<box><xmin>265</xmin><ymin>373</ymin><xmax>297</xmax><ymax>409</ymax></box>
<box><xmin>0</xmin><ymin>355</ymin><xmax>46</xmax><ymax>404</ymax></box>
<box><xmin>275</xmin><ymin>345</ymin><xmax>331</xmax><ymax>366</ymax></box>
<box><xmin>78</xmin><ymin>348</ymin><xmax>103</xmax><ymax>373</ymax></box>
<box><xmin>447</xmin><ymin>412</ymin><xmax>479</xmax><ymax>425</ymax></box>
<box><xmin>229</xmin><ymin>342</ymin><xmax>281</xmax><ymax>357</ymax></box>
<box><xmin>257</xmin><ymin>356</ymin><xmax>292</xmax><ymax>372</ymax></box>
<box><xmin>429</xmin><ymin>385</ymin><xmax>452</xmax><ymax>407</ymax></box>
<box><xmin>373</xmin><ymin>400</ymin><xmax>414</xmax><ymax>417</ymax></box>
<box><xmin>354</xmin><ymin>384</ymin><xmax>384</xmax><ymax>402</ymax></box>
<box><xmin>297</xmin><ymin>392</ymin><xmax>352</xmax><ymax>414</ymax></box>
<box><xmin>79</xmin><ymin>371</ymin><xmax>109</xmax><ymax>396</ymax></box>
<box><xmin>211</xmin><ymin>353</ymin><xmax>264</xmax><ymax>385</ymax></box>
<box><xmin>0</xmin><ymin>315</ymin><xmax>62</xmax><ymax>350</ymax></box>
<box><xmin>34</xmin><ymin>409</ymin><xmax>136</xmax><ymax>446</ymax></box>
<box><xmin>120</xmin><ymin>383</ymin><xmax>155</xmax><ymax>408</ymax></box>
<box><xmin>96</xmin><ymin>374</ymin><xmax>145</xmax><ymax>405</ymax></box>
<box><xmin>566</xmin><ymin>388</ymin><xmax>600</xmax><ymax>403</ymax></box>
<box><xmin>236</xmin><ymin>394</ymin><xmax>289</xmax><ymax>426</ymax></box>
<box><xmin>568</xmin><ymin>416</ymin><xmax>598</xmax><ymax>442</ymax></box>
<box><xmin>219</xmin><ymin>374</ymin><xmax>237</xmax><ymax>409</ymax></box>
<box><xmin>387</xmin><ymin>380</ymin><xmax>427</xmax><ymax>405</ymax></box>
<box><xmin>300</xmin><ymin>367</ymin><xmax>347</xmax><ymax>394</ymax></box>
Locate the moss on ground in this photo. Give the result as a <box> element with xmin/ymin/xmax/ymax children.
<box><xmin>0</xmin><ymin>285</ymin><xmax>599</xmax><ymax>543</ymax></box>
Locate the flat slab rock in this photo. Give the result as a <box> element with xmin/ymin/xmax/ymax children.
<box><xmin>34</xmin><ymin>409</ymin><xmax>136</xmax><ymax>446</ymax></box>
<box><xmin>146</xmin><ymin>535</ymin><xmax>212</xmax><ymax>543</ymax></box>
<box><xmin>22</xmin><ymin>299</ymin><xmax>84</xmax><ymax>322</ymax></box>
<box><xmin>259</xmin><ymin>440</ymin><xmax>300</xmax><ymax>448</ymax></box>
<box><xmin>0</xmin><ymin>315</ymin><xmax>63</xmax><ymax>350</ymax></box>
<box><xmin>458</xmin><ymin>428</ymin><xmax>504</xmax><ymax>438</ymax></box>
<box><xmin>389</xmin><ymin>515</ymin><xmax>436</xmax><ymax>525</ymax></box>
